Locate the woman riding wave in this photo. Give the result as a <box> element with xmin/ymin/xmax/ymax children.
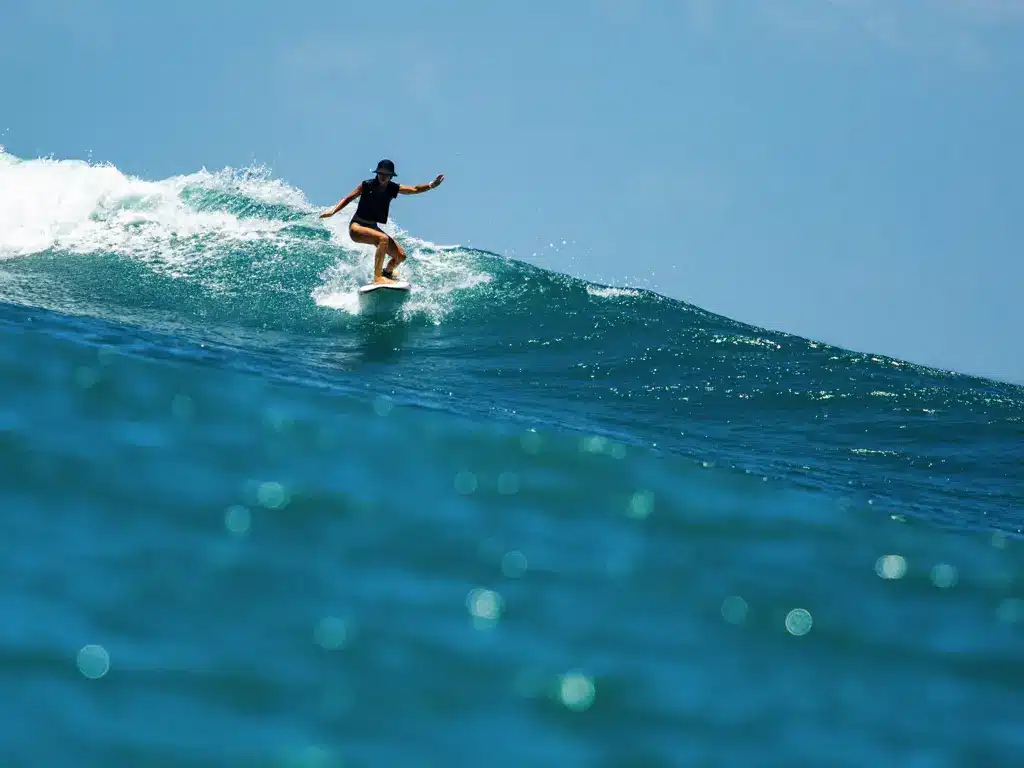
<box><xmin>319</xmin><ymin>159</ymin><xmax>444</xmax><ymax>284</ymax></box>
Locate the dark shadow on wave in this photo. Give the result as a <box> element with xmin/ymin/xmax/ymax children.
<box><xmin>351</xmin><ymin>315</ymin><xmax>413</xmax><ymax>365</ymax></box>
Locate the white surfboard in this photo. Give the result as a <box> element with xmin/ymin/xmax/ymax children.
<box><xmin>357</xmin><ymin>280</ymin><xmax>411</xmax><ymax>315</ymax></box>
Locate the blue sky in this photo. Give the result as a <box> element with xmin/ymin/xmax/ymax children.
<box><xmin>3</xmin><ymin>0</ymin><xmax>1022</xmax><ymax>383</ymax></box>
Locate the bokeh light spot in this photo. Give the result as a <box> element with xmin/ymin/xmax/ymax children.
<box><xmin>77</xmin><ymin>644</ymin><xmax>110</xmax><ymax>679</ymax></box>
<box><xmin>224</xmin><ymin>505</ymin><xmax>251</xmax><ymax>537</ymax></box>
<box><xmin>314</xmin><ymin>617</ymin><xmax>348</xmax><ymax>650</ymax></box>
<box><xmin>997</xmin><ymin>598</ymin><xmax>1024</xmax><ymax>624</ymax></box>
<box><xmin>875</xmin><ymin>554</ymin><xmax>907</xmax><ymax>580</ymax></box>
<box><xmin>501</xmin><ymin>551</ymin><xmax>528</xmax><ymax>578</ymax></box>
<box><xmin>257</xmin><ymin>481</ymin><xmax>290</xmax><ymax>509</ymax></box>
<box><xmin>373</xmin><ymin>395</ymin><xmax>393</xmax><ymax>416</ymax></box>
<box><xmin>559</xmin><ymin>671</ymin><xmax>596</xmax><ymax>711</ymax></box>
<box><xmin>721</xmin><ymin>596</ymin><xmax>749</xmax><ymax>625</ymax></box>
<box><xmin>930</xmin><ymin>563</ymin><xmax>958</xmax><ymax>589</ymax></box>
<box><xmin>627</xmin><ymin>490</ymin><xmax>654</xmax><ymax>519</ymax></box>
<box><xmin>785</xmin><ymin>608</ymin><xmax>813</xmax><ymax>636</ymax></box>
<box><xmin>467</xmin><ymin>588</ymin><xmax>503</xmax><ymax>629</ymax></box>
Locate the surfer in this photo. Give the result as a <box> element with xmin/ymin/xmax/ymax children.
<box><xmin>319</xmin><ymin>159</ymin><xmax>444</xmax><ymax>284</ymax></box>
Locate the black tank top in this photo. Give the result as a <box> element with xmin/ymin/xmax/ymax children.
<box><xmin>354</xmin><ymin>178</ymin><xmax>400</xmax><ymax>223</ymax></box>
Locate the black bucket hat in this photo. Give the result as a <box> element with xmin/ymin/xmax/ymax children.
<box><xmin>374</xmin><ymin>159</ymin><xmax>397</xmax><ymax>177</ymax></box>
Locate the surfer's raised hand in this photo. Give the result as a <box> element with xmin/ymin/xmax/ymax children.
<box><xmin>399</xmin><ymin>174</ymin><xmax>445</xmax><ymax>195</ymax></box>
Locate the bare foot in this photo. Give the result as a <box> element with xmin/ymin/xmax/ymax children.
<box><xmin>373</xmin><ymin>275</ymin><xmax>399</xmax><ymax>285</ymax></box>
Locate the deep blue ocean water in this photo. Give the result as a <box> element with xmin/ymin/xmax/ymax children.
<box><xmin>1</xmin><ymin>150</ymin><xmax>1022</xmax><ymax>766</ymax></box>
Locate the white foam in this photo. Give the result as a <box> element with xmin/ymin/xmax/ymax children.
<box><xmin>0</xmin><ymin>149</ymin><xmax>493</xmax><ymax>319</ymax></box>
<box><xmin>311</xmin><ymin>219</ymin><xmax>491</xmax><ymax>322</ymax></box>
<box><xmin>0</xmin><ymin>151</ymin><xmax>303</xmax><ymax>280</ymax></box>
<box><xmin>586</xmin><ymin>285</ymin><xmax>639</xmax><ymax>299</ymax></box>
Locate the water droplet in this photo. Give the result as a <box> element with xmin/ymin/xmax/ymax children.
<box><xmin>314</xmin><ymin>617</ymin><xmax>348</xmax><ymax>650</ymax></box>
<box><xmin>930</xmin><ymin>563</ymin><xmax>958</xmax><ymax>589</ymax></box>
<box><xmin>785</xmin><ymin>608</ymin><xmax>813</xmax><ymax>636</ymax></box>
<box><xmin>224</xmin><ymin>505</ymin><xmax>251</xmax><ymax>536</ymax></box>
<box><xmin>996</xmin><ymin>598</ymin><xmax>1023</xmax><ymax>624</ymax></box>
<box><xmin>77</xmin><ymin>644</ymin><xmax>110</xmax><ymax>679</ymax></box>
<box><xmin>467</xmin><ymin>588</ymin><xmax>502</xmax><ymax>629</ymax></box>
<box><xmin>721</xmin><ymin>596</ymin><xmax>749</xmax><ymax>625</ymax></box>
<box><xmin>875</xmin><ymin>554</ymin><xmax>907</xmax><ymax>580</ymax></box>
<box><xmin>627</xmin><ymin>490</ymin><xmax>654</xmax><ymax>520</ymax></box>
<box><xmin>372</xmin><ymin>395</ymin><xmax>393</xmax><ymax>416</ymax></box>
<box><xmin>559</xmin><ymin>671</ymin><xmax>596</xmax><ymax>711</ymax></box>
<box><xmin>257</xmin><ymin>481</ymin><xmax>290</xmax><ymax>509</ymax></box>
<box><xmin>501</xmin><ymin>551</ymin><xmax>528</xmax><ymax>578</ymax></box>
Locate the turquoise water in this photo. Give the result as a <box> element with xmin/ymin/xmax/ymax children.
<box><xmin>1</xmin><ymin>150</ymin><xmax>1023</xmax><ymax>766</ymax></box>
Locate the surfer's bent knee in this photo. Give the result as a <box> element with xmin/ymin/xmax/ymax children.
<box><xmin>349</xmin><ymin>221</ymin><xmax>403</xmax><ymax>261</ymax></box>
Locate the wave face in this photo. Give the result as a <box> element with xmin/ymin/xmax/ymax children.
<box><xmin>2</xmin><ymin>150</ymin><xmax>1023</xmax><ymax>765</ymax></box>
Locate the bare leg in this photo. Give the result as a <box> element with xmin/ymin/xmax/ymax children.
<box><xmin>373</xmin><ymin>238</ymin><xmax>389</xmax><ymax>281</ymax></box>
<box><xmin>349</xmin><ymin>223</ymin><xmax>398</xmax><ymax>284</ymax></box>
<box><xmin>383</xmin><ymin>237</ymin><xmax>407</xmax><ymax>278</ymax></box>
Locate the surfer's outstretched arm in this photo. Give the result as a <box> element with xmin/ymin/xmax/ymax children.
<box><xmin>319</xmin><ymin>183</ymin><xmax>363</xmax><ymax>218</ymax></box>
<box><xmin>399</xmin><ymin>174</ymin><xmax>444</xmax><ymax>195</ymax></box>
